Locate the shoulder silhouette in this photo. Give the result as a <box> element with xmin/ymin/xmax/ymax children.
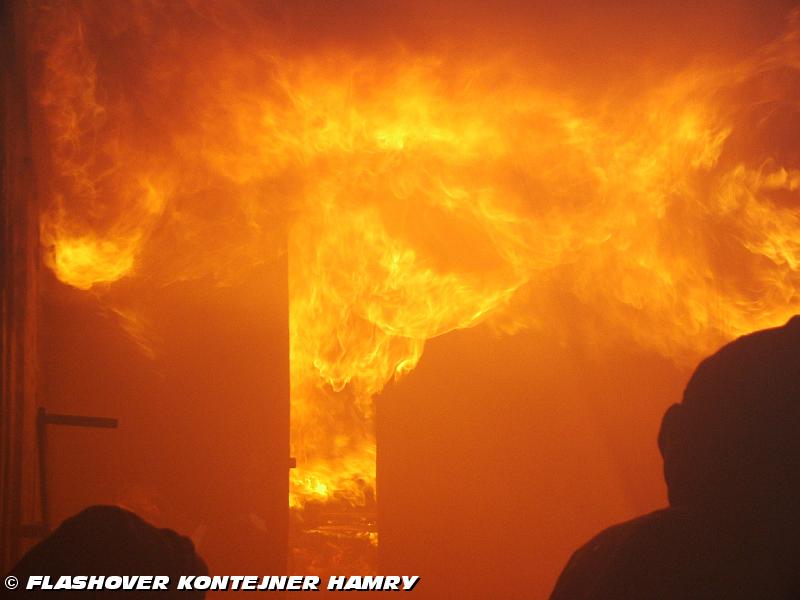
<box><xmin>551</xmin><ymin>316</ymin><xmax>800</xmax><ymax>600</ymax></box>
<box><xmin>6</xmin><ymin>505</ymin><xmax>208</xmax><ymax>598</ymax></box>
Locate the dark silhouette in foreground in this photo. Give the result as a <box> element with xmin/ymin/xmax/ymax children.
<box><xmin>6</xmin><ymin>505</ymin><xmax>207</xmax><ymax>598</ymax></box>
<box><xmin>551</xmin><ymin>316</ymin><xmax>800</xmax><ymax>599</ymax></box>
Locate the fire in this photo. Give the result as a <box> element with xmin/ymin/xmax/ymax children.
<box><xmin>33</xmin><ymin>5</ymin><xmax>168</xmax><ymax>290</ymax></box>
<box><xmin>27</xmin><ymin>0</ymin><xmax>800</xmax><ymax>574</ymax></box>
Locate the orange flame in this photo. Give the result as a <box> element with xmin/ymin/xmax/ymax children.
<box><xmin>29</xmin><ymin>0</ymin><xmax>800</xmax><ymax>571</ymax></box>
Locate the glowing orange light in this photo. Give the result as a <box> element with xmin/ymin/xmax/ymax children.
<box><xmin>30</xmin><ymin>1</ymin><xmax>800</xmax><ymax>575</ymax></box>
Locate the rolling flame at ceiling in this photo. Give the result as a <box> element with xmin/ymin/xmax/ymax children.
<box><xmin>30</xmin><ymin>0</ymin><xmax>800</xmax><ymax>541</ymax></box>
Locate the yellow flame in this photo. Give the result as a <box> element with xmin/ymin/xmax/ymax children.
<box><xmin>30</xmin><ymin>2</ymin><xmax>800</xmax><ymax>526</ymax></box>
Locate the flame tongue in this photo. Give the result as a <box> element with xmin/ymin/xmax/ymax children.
<box><xmin>29</xmin><ymin>0</ymin><xmax>800</xmax><ymax>575</ymax></box>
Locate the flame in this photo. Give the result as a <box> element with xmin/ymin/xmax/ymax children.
<box><xmin>33</xmin><ymin>5</ymin><xmax>168</xmax><ymax>289</ymax></box>
<box><xmin>28</xmin><ymin>0</ymin><xmax>800</xmax><ymax>573</ymax></box>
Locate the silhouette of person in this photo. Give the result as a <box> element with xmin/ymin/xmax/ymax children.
<box><xmin>6</xmin><ymin>505</ymin><xmax>207</xmax><ymax>598</ymax></box>
<box><xmin>550</xmin><ymin>316</ymin><xmax>800</xmax><ymax>599</ymax></box>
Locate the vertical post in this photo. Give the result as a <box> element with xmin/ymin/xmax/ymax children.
<box><xmin>0</xmin><ymin>0</ymin><xmax>39</xmax><ymax>575</ymax></box>
<box><xmin>35</xmin><ymin>408</ymin><xmax>48</xmax><ymax>534</ymax></box>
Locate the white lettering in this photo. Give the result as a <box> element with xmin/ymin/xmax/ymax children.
<box><xmin>384</xmin><ymin>576</ymin><xmax>401</xmax><ymax>590</ymax></box>
<box><xmin>344</xmin><ymin>576</ymin><xmax>363</xmax><ymax>591</ymax></box>
<box><xmin>402</xmin><ymin>576</ymin><xmax>420</xmax><ymax>591</ymax></box>
<box><xmin>106</xmin><ymin>576</ymin><xmax>122</xmax><ymax>590</ymax></box>
<box><xmin>242</xmin><ymin>576</ymin><xmax>258</xmax><ymax>590</ymax></box>
<box><xmin>361</xmin><ymin>576</ymin><xmax>384</xmax><ymax>590</ymax></box>
<box><xmin>328</xmin><ymin>575</ymin><xmax>345</xmax><ymax>590</ymax></box>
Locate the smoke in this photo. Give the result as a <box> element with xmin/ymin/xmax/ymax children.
<box><xmin>28</xmin><ymin>1</ymin><xmax>800</xmax><ymax>560</ymax></box>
